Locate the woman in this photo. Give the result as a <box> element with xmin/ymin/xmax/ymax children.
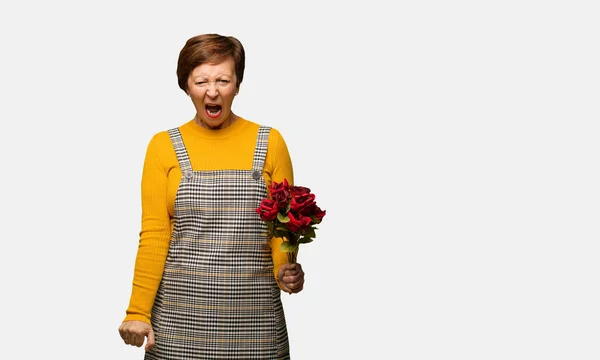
<box><xmin>118</xmin><ymin>33</ymin><xmax>304</xmax><ymax>359</ymax></box>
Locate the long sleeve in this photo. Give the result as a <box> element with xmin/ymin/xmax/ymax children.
<box><xmin>123</xmin><ymin>133</ymin><xmax>173</xmax><ymax>324</ymax></box>
<box><xmin>263</xmin><ymin>128</ymin><xmax>295</xmax><ymax>279</ymax></box>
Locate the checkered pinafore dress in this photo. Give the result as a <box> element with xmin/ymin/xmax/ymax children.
<box><xmin>145</xmin><ymin>126</ymin><xmax>290</xmax><ymax>360</ymax></box>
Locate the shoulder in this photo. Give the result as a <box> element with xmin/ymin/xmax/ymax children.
<box><xmin>247</xmin><ymin>119</ymin><xmax>285</xmax><ymax>142</ymax></box>
<box><xmin>264</xmin><ymin>126</ymin><xmax>290</xmax><ymax>156</ymax></box>
<box><xmin>147</xmin><ymin>129</ymin><xmax>172</xmax><ymax>149</ymax></box>
<box><xmin>144</xmin><ymin>125</ymin><xmax>184</xmax><ymax>159</ymax></box>
<box><xmin>268</xmin><ymin>127</ymin><xmax>284</xmax><ymax>139</ymax></box>
<box><xmin>148</xmin><ymin>120</ymin><xmax>195</xmax><ymax>146</ymax></box>
<box><xmin>236</xmin><ymin>117</ymin><xmax>281</xmax><ymax>141</ymax></box>
<box><xmin>266</xmin><ymin>127</ymin><xmax>287</xmax><ymax>147</ymax></box>
<box><xmin>241</xmin><ymin>118</ymin><xmax>289</xmax><ymax>152</ymax></box>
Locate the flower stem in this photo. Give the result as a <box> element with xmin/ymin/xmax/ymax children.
<box><xmin>287</xmin><ymin>249</ymin><xmax>297</xmax><ymax>264</ymax></box>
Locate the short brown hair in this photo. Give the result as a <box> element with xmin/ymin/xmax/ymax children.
<box><xmin>176</xmin><ymin>34</ymin><xmax>245</xmax><ymax>92</ymax></box>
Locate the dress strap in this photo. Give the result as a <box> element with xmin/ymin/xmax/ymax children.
<box><xmin>251</xmin><ymin>125</ymin><xmax>271</xmax><ymax>180</ymax></box>
<box><xmin>167</xmin><ymin>127</ymin><xmax>194</xmax><ymax>180</ymax></box>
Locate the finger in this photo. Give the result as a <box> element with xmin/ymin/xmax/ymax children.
<box><xmin>288</xmin><ymin>274</ymin><xmax>305</xmax><ymax>288</ymax></box>
<box><xmin>145</xmin><ymin>329</ymin><xmax>155</xmax><ymax>351</ymax></box>
<box><xmin>291</xmin><ymin>279</ymin><xmax>305</xmax><ymax>293</ymax></box>
<box><xmin>287</xmin><ymin>278</ymin><xmax>300</xmax><ymax>290</ymax></box>
<box><xmin>279</xmin><ymin>281</ymin><xmax>292</xmax><ymax>294</ymax></box>
<box><xmin>124</xmin><ymin>334</ymin><xmax>133</xmax><ymax>345</ymax></box>
<box><xmin>125</xmin><ymin>333</ymin><xmax>135</xmax><ymax>346</ymax></box>
<box><xmin>128</xmin><ymin>334</ymin><xmax>141</xmax><ymax>347</ymax></box>
<box><xmin>277</xmin><ymin>265</ymin><xmax>289</xmax><ymax>280</ymax></box>
<box><xmin>121</xmin><ymin>329</ymin><xmax>132</xmax><ymax>344</ymax></box>
<box><xmin>284</xmin><ymin>265</ymin><xmax>303</xmax><ymax>277</ymax></box>
<box><xmin>283</xmin><ymin>272</ymin><xmax>303</xmax><ymax>283</ymax></box>
<box><xmin>120</xmin><ymin>324</ymin><xmax>136</xmax><ymax>345</ymax></box>
<box><xmin>285</xmin><ymin>268</ymin><xmax>302</xmax><ymax>277</ymax></box>
<box><xmin>133</xmin><ymin>333</ymin><xmax>145</xmax><ymax>347</ymax></box>
<box><xmin>118</xmin><ymin>325</ymin><xmax>128</xmax><ymax>340</ymax></box>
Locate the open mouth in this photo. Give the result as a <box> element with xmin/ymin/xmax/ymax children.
<box><xmin>205</xmin><ymin>104</ymin><xmax>222</xmax><ymax>119</ymax></box>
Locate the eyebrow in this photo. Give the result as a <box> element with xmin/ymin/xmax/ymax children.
<box><xmin>191</xmin><ymin>74</ymin><xmax>232</xmax><ymax>80</ymax></box>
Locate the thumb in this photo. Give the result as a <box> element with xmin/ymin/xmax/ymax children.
<box><xmin>145</xmin><ymin>328</ymin><xmax>155</xmax><ymax>351</ymax></box>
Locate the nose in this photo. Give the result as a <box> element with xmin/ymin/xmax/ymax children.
<box><xmin>206</xmin><ymin>83</ymin><xmax>219</xmax><ymax>98</ymax></box>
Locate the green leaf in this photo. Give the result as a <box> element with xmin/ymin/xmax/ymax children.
<box><xmin>304</xmin><ymin>227</ymin><xmax>316</xmax><ymax>238</ymax></box>
<box><xmin>285</xmin><ymin>233</ymin><xmax>298</xmax><ymax>244</ymax></box>
<box><xmin>298</xmin><ymin>237</ymin><xmax>314</xmax><ymax>244</ymax></box>
<box><xmin>273</xmin><ymin>229</ymin><xmax>286</xmax><ymax>238</ymax></box>
<box><xmin>280</xmin><ymin>241</ymin><xmax>299</xmax><ymax>253</ymax></box>
<box><xmin>277</xmin><ymin>213</ymin><xmax>290</xmax><ymax>223</ymax></box>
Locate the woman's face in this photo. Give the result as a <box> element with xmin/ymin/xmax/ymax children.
<box><xmin>187</xmin><ymin>56</ymin><xmax>238</xmax><ymax>129</ymax></box>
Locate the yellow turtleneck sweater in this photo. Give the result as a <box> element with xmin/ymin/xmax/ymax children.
<box><xmin>124</xmin><ymin>117</ymin><xmax>294</xmax><ymax>324</ymax></box>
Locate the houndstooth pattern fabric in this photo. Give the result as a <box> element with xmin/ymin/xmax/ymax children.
<box><xmin>145</xmin><ymin>126</ymin><xmax>290</xmax><ymax>360</ymax></box>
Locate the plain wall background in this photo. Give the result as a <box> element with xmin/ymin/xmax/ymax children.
<box><xmin>1</xmin><ymin>1</ymin><xmax>598</xmax><ymax>359</ymax></box>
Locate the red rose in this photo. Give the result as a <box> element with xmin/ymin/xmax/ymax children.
<box><xmin>290</xmin><ymin>185</ymin><xmax>311</xmax><ymax>197</ymax></box>
<box><xmin>269</xmin><ymin>179</ymin><xmax>291</xmax><ymax>209</ymax></box>
<box><xmin>312</xmin><ymin>206</ymin><xmax>326</xmax><ymax>224</ymax></box>
<box><xmin>255</xmin><ymin>199</ymin><xmax>279</xmax><ymax>221</ymax></box>
<box><xmin>286</xmin><ymin>211</ymin><xmax>313</xmax><ymax>233</ymax></box>
<box><xmin>290</xmin><ymin>193</ymin><xmax>316</xmax><ymax>215</ymax></box>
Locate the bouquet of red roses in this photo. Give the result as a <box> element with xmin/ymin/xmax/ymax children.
<box><xmin>255</xmin><ymin>179</ymin><xmax>326</xmax><ymax>263</ymax></box>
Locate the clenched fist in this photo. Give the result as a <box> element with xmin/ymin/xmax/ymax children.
<box><xmin>277</xmin><ymin>262</ymin><xmax>305</xmax><ymax>294</ymax></box>
<box><xmin>118</xmin><ymin>320</ymin><xmax>155</xmax><ymax>351</ymax></box>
